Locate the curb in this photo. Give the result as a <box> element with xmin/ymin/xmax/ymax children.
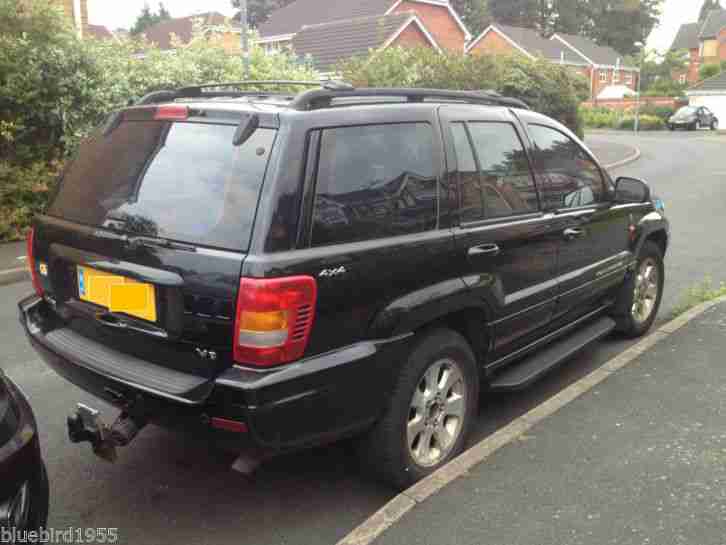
<box><xmin>0</xmin><ymin>267</ymin><xmax>28</xmax><ymax>287</ymax></box>
<box><xmin>602</xmin><ymin>145</ymin><xmax>641</xmax><ymax>171</ymax></box>
<box><xmin>337</xmin><ymin>296</ymin><xmax>726</xmax><ymax>545</ymax></box>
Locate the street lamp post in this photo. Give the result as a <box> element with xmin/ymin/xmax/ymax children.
<box><xmin>634</xmin><ymin>41</ymin><xmax>644</xmax><ymax>133</ymax></box>
<box><xmin>239</xmin><ymin>0</ymin><xmax>250</xmax><ymax>79</ymax></box>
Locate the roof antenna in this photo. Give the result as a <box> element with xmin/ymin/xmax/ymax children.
<box><xmin>233</xmin><ymin>114</ymin><xmax>260</xmax><ymax>147</ymax></box>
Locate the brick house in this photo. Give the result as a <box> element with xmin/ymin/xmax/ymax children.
<box><xmin>670</xmin><ymin>22</ymin><xmax>701</xmax><ymax>85</ymax></box>
<box><xmin>143</xmin><ymin>12</ymin><xmax>242</xmax><ymax>54</ymax></box>
<box><xmin>466</xmin><ymin>24</ymin><xmax>639</xmax><ymax>100</ymax></box>
<box><xmin>256</xmin><ymin>0</ymin><xmax>471</xmax><ymax>70</ymax></box>
<box><xmin>671</xmin><ymin>10</ymin><xmax>726</xmax><ymax>85</ymax></box>
<box><xmin>291</xmin><ymin>13</ymin><xmax>441</xmax><ymax>73</ymax></box>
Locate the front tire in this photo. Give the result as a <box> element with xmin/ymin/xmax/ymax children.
<box><xmin>358</xmin><ymin>329</ymin><xmax>479</xmax><ymax>490</ymax></box>
<box><xmin>611</xmin><ymin>241</ymin><xmax>664</xmax><ymax>338</ymax></box>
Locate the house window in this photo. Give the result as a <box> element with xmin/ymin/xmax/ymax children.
<box><xmin>599</xmin><ymin>70</ymin><xmax>608</xmax><ymax>83</ymax></box>
<box><xmin>679</xmin><ymin>74</ymin><xmax>687</xmax><ymax>85</ymax></box>
<box><xmin>625</xmin><ymin>72</ymin><xmax>633</xmax><ymax>85</ymax></box>
<box><xmin>613</xmin><ymin>71</ymin><xmax>620</xmax><ymax>83</ymax></box>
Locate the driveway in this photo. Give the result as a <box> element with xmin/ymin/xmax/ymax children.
<box><xmin>2</xmin><ymin>131</ymin><xmax>725</xmax><ymax>544</ymax></box>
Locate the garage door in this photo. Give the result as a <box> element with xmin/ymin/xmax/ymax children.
<box><xmin>690</xmin><ymin>95</ymin><xmax>726</xmax><ymax>124</ymax></box>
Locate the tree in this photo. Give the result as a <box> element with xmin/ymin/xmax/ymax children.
<box><xmin>450</xmin><ymin>0</ymin><xmax>490</xmax><ymax>36</ymax></box>
<box><xmin>232</xmin><ymin>0</ymin><xmax>296</xmax><ymax>28</ymax></box>
<box><xmin>488</xmin><ymin>0</ymin><xmax>540</xmax><ymax>28</ymax></box>
<box><xmin>130</xmin><ymin>2</ymin><xmax>172</xmax><ymax>35</ymax></box>
<box><xmin>699</xmin><ymin>0</ymin><xmax>723</xmax><ymax>22</ymax></box>
<box><xmin>586</xmin><ymin>0</ymin><xmax>663</xmax><ymax>56</ymax></box>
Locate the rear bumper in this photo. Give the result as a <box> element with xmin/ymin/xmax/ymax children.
<box><xmin>19</xmin><ymin>296</ymin><xmax>411</xmax><ymax>450</ymax></box>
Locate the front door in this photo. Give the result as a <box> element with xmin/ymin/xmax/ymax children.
<box><xmin>441</xmin><ymin>106</ymin><xmax>560</xmax><ymax>361</ymax></box>
<box><xmin>525</xmin><ymin>123</ymin><xmax>632</xmax><ymax>324</ymax></box>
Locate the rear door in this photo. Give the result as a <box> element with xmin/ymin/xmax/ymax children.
<box><xmin>440</xmin><ymin>105</ymin><xmax>560</xmax><ymax>361</ymax></box>
<box><xmin>524</xmin><ymin>122</ymin><xmax>632</xmax><ymax>324</ymax></box>
<box><xmin>32</xmin><ymin>107</ymin><xmax>279</xmax><ymax>379</ymax></box>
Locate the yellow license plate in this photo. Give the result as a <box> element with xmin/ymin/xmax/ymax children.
<box><xmin>77</xmin><ymin>266</ymin><xmax>157</xmax><ymax>323</ymax></box>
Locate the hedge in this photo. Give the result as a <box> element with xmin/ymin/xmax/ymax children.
<box><xmin>339</xmin><ymin>47</ymin><xmax>590</xmax><ymax>138</ymax></box>
<box><xmin>0</xmin><ymin>0</ymin><xmax>318</xmax><ymax>241</ymax></box>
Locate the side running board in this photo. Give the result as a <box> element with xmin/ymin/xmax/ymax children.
<box><xmin>488</xmin><ymin>317</ymin><xmax>616</xmax><ymax>392</ymax></box>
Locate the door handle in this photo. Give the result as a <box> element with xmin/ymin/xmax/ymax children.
<box><xmin>468</xmin><ymin>243</ymin><xmax>501</xmax><ymax>257</ymax></box>
<box><xmin>563</xmin><ymin>228</ymin><xmax>586</xmax><ymax>241</ymax></box>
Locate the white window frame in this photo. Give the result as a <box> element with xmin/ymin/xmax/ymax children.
<box><xmin>599</xmin><ymin>70</ymin><xmax>608</xmax><ymax>83</ymax></box>
<box><xmin>625</xmin><ymin>72</ymin><xmax>633</xmax><ymax>85</ymax></box>
<box><xmin>679</xmin><ymin>74</ymin><xmax>687</xmax><ymax>85</ymax></box>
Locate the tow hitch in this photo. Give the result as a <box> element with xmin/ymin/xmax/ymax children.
<box><xmin>67</xmin><ymin>401</ymin><xmax>148</xmax><ymax>462</ymax></box>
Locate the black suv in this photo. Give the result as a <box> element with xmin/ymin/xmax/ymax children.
<box><xmin>19</xmin><ymin>82</ymin><xmax>668</xmax><ymax>489</ymax></box>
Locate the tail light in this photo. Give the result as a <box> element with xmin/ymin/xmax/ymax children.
<box><xmin>233</xmin><ymin>276</ymin><xmax>317</xmax><ymax>368</ymax></box>
<box><xmin>26</xmin><ymin>228</ymin><xmax>43</xmax><ymax>297</ymax></box>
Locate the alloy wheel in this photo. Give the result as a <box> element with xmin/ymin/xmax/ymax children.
<box><xmin>631</xmin><ymin>257</ymin><xmax>659</xmax><ymax>324</ymax></box>
<box><xmin>407</xmin><ymin>358</ymin><xmax>466</xmax><ymax>468</ymax></box>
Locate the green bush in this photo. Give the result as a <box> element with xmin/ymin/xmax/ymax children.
<box><xmin>339</xmin><ymin>48</ymin><xmax>590</xmax><ymax>137</ymax></box>
<box><xmin>700</xmin><ymin>63</ymin><xmax>721</xmax><ymax>81</ymax></box>
<box><xmin>639</xmin><ymin>104</ymin><xmax>675</xmax><ymax>122</ymax></box>
<box><xmin>617</xmin><ymin>114</ymin><xmax>664</xmax><ymax>131</ymax></box>
<box><xmin>579</xmin><ymin>106</ymin><xmax>621</xmax><ymax>128</ymax></box>
<box><xmin>0</xmin><ymin>161</ymin><xmax>60</xmax><ymax>241</ymax></box>
<box><xmin>0</xmin><ymin>0</ymin><xmax>318</xmax><ymax>241</ymax></box>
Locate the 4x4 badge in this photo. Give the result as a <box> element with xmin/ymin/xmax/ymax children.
<box><xmin>319</xmin><ymin>266</ymin><xmax>347</xmax><ymax>278</ymax></box>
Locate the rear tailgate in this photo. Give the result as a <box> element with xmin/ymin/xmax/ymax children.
<box><xmin>30</xmin><ymin>107</ymin><xmax>278</xmax><ymax>383</ymax></box>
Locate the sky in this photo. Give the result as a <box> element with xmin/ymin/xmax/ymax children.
<box><xmin>89</xmin><ymin>0</ymin><xmax>711</xmax><ymax>54</ymax></box>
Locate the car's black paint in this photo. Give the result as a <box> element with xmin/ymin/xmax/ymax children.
<box><xmin>21</xmin><ymin>96</ymin><xmax>670</xmax><ymax>453</ymax></box>
<box><xmin>0</xmin><ymin>370</ymin><xmax>48</xmax><ymax>533</ymax></box>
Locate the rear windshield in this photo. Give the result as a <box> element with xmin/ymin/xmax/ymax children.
<box><xmin>49</xmin><ymin>121</ymin><xmax>277</xmax><ymax>251</ymax></box>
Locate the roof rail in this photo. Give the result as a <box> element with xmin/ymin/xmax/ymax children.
<box><xmin>135</xmin><ymin>80</ymin><xmax>324</xmax><ymax>106</ymax></box>
<box><xmin>288</xmin><ymin>87</ymin><xmax>530</xmax><ymax>111</ymax></box>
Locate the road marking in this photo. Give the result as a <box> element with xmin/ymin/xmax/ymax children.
<box><xmin>337</xmin><ymin>295</ymin><xmax>726</xmax><ymax>545</ymax></box>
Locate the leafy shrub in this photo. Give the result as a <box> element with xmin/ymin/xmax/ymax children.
<box><xmin>579</xmin><ymin>106</ymin><xmax>621</xmax><ymax>128</ymax></box>
<box><xmin>699</xmin><ymin>63</ymin><xmax>721</xmax><ymax>81</ymax></box>
<box><xmin>0</xmin><ymin>0</ymin><xmax>318</xmax><ymax>240</ymax></box>
<box><xmin>340</xmin><ymin>48</ymin><xmax>589</xmax><ymax>137</ymax></box>
<box><xmin>617</xmin><ymin>114</ymin><xmax>664</xmax><ymax>131</ymax></box>
<box><xmin>0</xmin><ymin>161</ymin><xmax>60</xmax><ymax>241</ymax></box>
<box><xmin>639</xmin><ymin>104</ymin><xmax>675</xmax><ymax>122</ymax></box>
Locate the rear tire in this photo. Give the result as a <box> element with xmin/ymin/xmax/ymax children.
<box><xmin>611</xmin><ymin>241</ymin><xmax>664</xmax><ymax>338</ymax></box>
<box><xmin>357</xmin><ymin>328</ymin><xmax>479</xmax><ymax>490</ymax></box>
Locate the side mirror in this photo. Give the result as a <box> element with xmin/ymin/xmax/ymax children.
<box><xmin>614</xmin><ymin>176</ymin><xmax>651</xmax><ymax>204</ymax></box>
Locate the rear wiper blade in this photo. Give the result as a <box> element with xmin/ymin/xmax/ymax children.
<box><xmin>127</xmin><ymin>236</ymin><xmax>197</xmax><ymax>253</ymax></box>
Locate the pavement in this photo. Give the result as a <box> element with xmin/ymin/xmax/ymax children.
<box><xmin>371</xmin><ymin>301</ymin><xmax>726</xmax><ymax>545</ymax></box>
<box><xmin>2</xmin><ymin>130</ymin><xmax>726</xmax><ymax>544</ymax></box>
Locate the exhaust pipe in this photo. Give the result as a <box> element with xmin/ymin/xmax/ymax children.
<box><xmin>67</xmin><ymin>402</ymin><xmax>148</xmax><ymax>462</ymax></box>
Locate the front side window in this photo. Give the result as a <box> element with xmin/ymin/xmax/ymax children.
<box><xmin>528</xmin><ymin>124</ymin><xmax>606</xmax><ymax>210</ymax></box>
<box><xmin>311</xmin><ymin>123</ymin><xmax>437</xmax><ymax>247</ymax></box>
<box><xmin>450</xmin><ymin>122</ymin><xmax>537</xmax><ymax>222</ymax></box>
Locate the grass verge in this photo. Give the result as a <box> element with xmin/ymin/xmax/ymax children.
<box><xmin>671</xmin><ymin>277</ymin><xmax>726</xmax><ymax>318</ymax></box>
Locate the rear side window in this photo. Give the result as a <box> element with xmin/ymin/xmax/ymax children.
<box><xmin>49</xmin><ymin>122</ymin><xmax>277</xmax><ymax>251</ymax></box>
<box><xmin>311</xmin><ymin>123</ymin><xmax>437</xmax><ymax>247</ymax></box>
<box><xmin>450</xmin><ymin>122</ymin><xmax>537</xmax><ymax>222</ymax></box>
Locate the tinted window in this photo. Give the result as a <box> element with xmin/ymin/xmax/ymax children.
<box><xmin>50</xmin><ymin>122</ymin><xmax>277</xmax><ymax>251</ymax></box>
<box><xmin>450</xmin><ymin>122</ymin><xmax>537</xmax><ymax>222</ymax></box>
<box><xmin>528</xmin><ymin>124</ymin><xmax>605</xmax><ymax>210</ymax></box>
<box><xmin>311</xmin><ymin>124</ymin><xmax>437</xmax><ymax>247</ymax></box>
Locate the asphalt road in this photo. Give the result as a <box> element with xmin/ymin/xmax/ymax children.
<box><xmin>2</xmin><ymin>131</ymin><xmax>724</xmax><ymax>545</ymax></box>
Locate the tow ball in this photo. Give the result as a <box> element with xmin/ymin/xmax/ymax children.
<box><xmin>67</xmin><ymin>402</ymin><xmax>148</xmax><ymax>462</ymax></box>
